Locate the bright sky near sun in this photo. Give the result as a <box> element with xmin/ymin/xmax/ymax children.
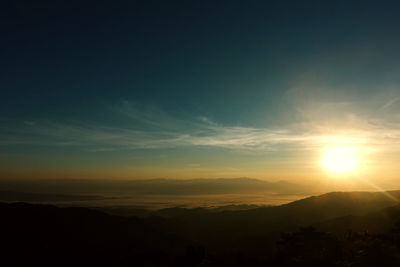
<box><xmin>2</xmin><ymin>1</ymin><xmax>400</xmax><ymax>190</ymax></box>
<box><xmin>323</xmin><ymin>146</ymin><xmax>358</xmax><ymax>174</ymax></box>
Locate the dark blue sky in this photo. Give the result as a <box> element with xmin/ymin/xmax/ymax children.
<box><xmin>3</xmin><ymin>0</ymin><xmax>399</xmax><ymax>122</ymax></box>
<box><xmin>2</xmin><ymin>1</ymin><xmax>400</xmax><ymax>181</ymax></box>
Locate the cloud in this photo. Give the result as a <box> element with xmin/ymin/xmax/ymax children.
<box><xmin>380</xmin><ymin>97</ymin><xmax>400</xmax><ymax>110</ymax></box>
<box><xmin>2</xmin><ymin>101</ymin><xmax>400</xmax><ymax>153</ymax></box>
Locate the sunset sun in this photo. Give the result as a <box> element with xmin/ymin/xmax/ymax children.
<box><xmin>323</xmin><ymin>146</ymin><xmax>359</xmax><ymax>174</ymax></box>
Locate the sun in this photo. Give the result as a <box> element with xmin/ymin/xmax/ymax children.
<box><xmin>323</xmin><ymin>146</ymin><xmax>358</xmax><ymax>174</ymax></box>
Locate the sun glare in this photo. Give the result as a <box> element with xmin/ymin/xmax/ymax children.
<box><xmin>323</xmin><ymin>146</ymin><xmax>358</xmax><ymax>174</ymax></box>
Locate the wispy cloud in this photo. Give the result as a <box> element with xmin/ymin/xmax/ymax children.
<box><xmin>2</xmin><ymin>101</ymin><xmax>400</xmax><ymax>153</ymax></box>
<box><xmin>380</xmin><ymin>97</ymin><xmax>400</xmax><ymax>110</ymax></box>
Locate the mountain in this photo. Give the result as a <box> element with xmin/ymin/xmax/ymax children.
<box><xmin>3</xmin><ymin>190</ymin><xmax>400</xmax><ymax>266</ymax></box>
<box><xmin>127</xmin><ymin>191</ymin><xmax>400</xmax><ymax>250</ymax></box>
<box><xmin>113</xmin><ymin>178</ymin><xmax>305</xmax><ymax>195</ymax></box>
<box><xmin>315</xmin><ymin>203</ymin><xmax>400</xmax><ymax>235</ymax></box>
<box><xmin>0</xmin><ymin>202</ymin><xmax>192</xmax><ymax>267</ymax></box>
<box><xmin>253</xmin><ymin>190</ymin><xmax>400</xmax><ymax>229</ymax></box>
<box><xmin>0</xmin><ymin>178</ymin><xmax>306</xmax><ymax>195</ymax></box>
<box><xmin>0</xmin><ymin>191</ymin><xmax>108</xmax><ymax>202</ymax></box>
<box><xmin>122</xmin><ymin>190</ymin><xmax>400</xmax><ymax>228</ymax></box>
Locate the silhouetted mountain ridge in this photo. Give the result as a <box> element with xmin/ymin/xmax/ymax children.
<box><xmin>3</xmin><ymin>190</ymin><xmax>400</xmax><ymax>266</ymax></box>
<box><xmin>314</xmin><ymin>203</ymin><xmax>400</xmax><ymax>234</ymax></box>
<box><xmin>0</xmin><ymin>191</ymin><xmax>108</xmax><ymax>202</ymax></box>
<box><xmin>128</xmin><ymin>190</ymin><xmax>400</xmax><ymax>232</ymax></box>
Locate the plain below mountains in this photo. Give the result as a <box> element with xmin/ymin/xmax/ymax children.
<box><xmin>0</xmin><ymin>177</ymin><xmax>309</xmax><ymax>196</ymax></box>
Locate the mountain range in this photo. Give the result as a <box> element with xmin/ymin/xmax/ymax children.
<box><xmin>3</xmin><ymin>190</ymin><xmax>400</xmax><ymax>266</ymax></box>
<box><xmin>0</xmin><ymin>177</ymin><xmax>308</xmax><ymax>196</ymax></box>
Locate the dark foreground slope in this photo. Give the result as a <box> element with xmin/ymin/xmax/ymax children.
<box><xmin>0</xmin><ymin>202</ymin><xmax>195</xmax><ymax>267</ymax></box>
<box><xmin>315</xmin><ymin>203</ymin><xmax>400</xmax><ymax>234</ymax></box>
<box><xmin>3</xmin><ymin>191</ymin><xmax>400</xmax><ymax>266</ymax></box>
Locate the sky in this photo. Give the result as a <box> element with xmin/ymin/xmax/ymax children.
<box><xmin>2</xmin><ymin>1</ymin><xmax>400</xmax><ymax>188</ymax></box>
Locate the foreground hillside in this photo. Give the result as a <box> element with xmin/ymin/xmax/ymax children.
<box><xmin>3</xmin><ymin>191</ymin><xmax>400</xmax><ymax>266</ymax></box>
<box><xmin>0</xmin><ymin>202</ymin><xmax>191</xmax><ymax>266</ymax></box>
